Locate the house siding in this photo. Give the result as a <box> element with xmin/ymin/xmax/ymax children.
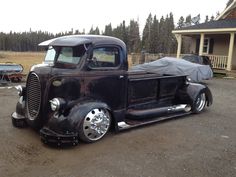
<box><xmin>225</xmin><ymin>8</ymin><xmax>236</xmax><ymax>19</ymax></box>
<box><xmin>212</xmin><ymin>35</ymin><xmax>229</xmax><ymax>55</ymax></box>
<box><xmin>190</xmin><ymin>38</ymin><xmax>196</xmax><ymax>54</ymax></box>
<box><xmin>188</xmin><ymin>34</ymin><xmax>236</xmax><ymax>69</ymax></box>
<box><xmin>189</xmin><ymin>35</ymin><xmax>229</xmax><ymax>55</ymax></box>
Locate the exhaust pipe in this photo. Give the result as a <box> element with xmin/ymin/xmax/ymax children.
<box><xmin>167</xmin><ymin>104</ymin><xmax>191</xmax><ymax>113</ymax></box>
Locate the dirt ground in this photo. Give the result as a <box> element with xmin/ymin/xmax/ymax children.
<box><xmin>0</xmin><ymin>78</ymin><xmax>235</xmax><ymax>177</ymax></box>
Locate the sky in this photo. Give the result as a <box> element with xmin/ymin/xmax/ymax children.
<box><xmin>0</xmin><ymin>0</ymin><xmax>228</xmax><ymax>34</ymax></box>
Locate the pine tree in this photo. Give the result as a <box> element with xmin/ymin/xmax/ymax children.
<box><xmin>113</xmin><ymin>23</ymin><xmax>123</xmax><ymax>40</ymax></box>
<box><xmin>177</xmin><ymin>16</ymin><xmax>185</xmax><ymax>28</ymax></box>
<box><xmin>121</xmin><ymin>20</ymin><xmax>129</xmax><ymax>47</ymax></box>
<box><xmin>166</xmin><ymin>13</ymin><xmax>177</xmax><ymax>53</ymax></box>
<box><xmin>149</xmin><ymin>15</ymin><xmax>159</xmax><ymax>53</ymax></box>
<box><xmin>142</xmin><ymin>13</ymin><xmax>153</xmax><ymax>52</ymax></box>
<box><xmin>104</xmin><ymin>23</ymin><xmax>113</xmax><ymax>36</ymax></box>
<box><xmin>159</xmin><ymin>16</ymin><xmax>166</xmax><ymax>53</ymax></box>
<box><xmin>89</xmin><ymin>26</ymin><xmax>95</xmax><ymax>34</ymax></box>
<box><xmin>94</xmin><ymin>27</ymin><xmax>100</xmax><ymax>35</ymax></box>
<box><xmin>128</xmin><ymin>20</ymin><xmax>141</xmax><ymax>53</ymax></box>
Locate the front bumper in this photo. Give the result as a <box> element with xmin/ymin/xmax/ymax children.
<box><xmin>40</xmin><ymin>127</ymin><xmax>78</xmax><ymax>147</ymax></box>
<box><xmin>11</xmin><ymin>112</ymin><xmax>27</xmax><ymax>128</ymax></box>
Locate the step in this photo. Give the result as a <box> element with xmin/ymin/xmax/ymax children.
<box><xmin>118</xmin><ymin>111</ymin><xmax>192</xmax><ymax>131</ymax></box>
<box><xmin>126</xmin><ymin>104</ymin><xmax>191</xmax><ymax>120</ymax></box>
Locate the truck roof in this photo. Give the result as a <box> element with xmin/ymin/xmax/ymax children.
<box><xmin>38</xmin><ymin>35</ymin><xmax>126</xmax><ymax>51</ymax></box>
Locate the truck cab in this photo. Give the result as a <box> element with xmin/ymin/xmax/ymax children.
<box><xmin>12</xmin><ymin>35</ymin><xmax>212</xmax><ymax>146</ymax></box>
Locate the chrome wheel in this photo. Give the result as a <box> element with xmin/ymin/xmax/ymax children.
<box><xmin>194</xmin><ymin>92</ymin><xmax>206</xmax><ymax>113</ymax></box>
<box><xmin>82</xmin><ymin>108</ymin><xmax>111</xmax><ymax>142</ymax></box>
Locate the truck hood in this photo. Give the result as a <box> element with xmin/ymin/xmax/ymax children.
<box><xmin>30</xmin><ymin>62</ymin><xmax>53</xmax><ymax>72</ymax></box>
<box><xmin>30</xmin><ymin>63</ymin><xmax>53</xmax><ymax>77</ymax></box>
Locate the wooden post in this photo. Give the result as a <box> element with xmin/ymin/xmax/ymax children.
<box><xmin>199</xmin><ymin>33</ymin><xmax>205</xmax><ymax>56</ymax></box>
<box><xmin>227</xmin><ymin>32</ymin><xmax>235</xmax><ymax>71</ymax></box>
<box><xmin>175</xmin><ymin>34</ymin><xmax>182</xmax><ymax>58</ymax></box>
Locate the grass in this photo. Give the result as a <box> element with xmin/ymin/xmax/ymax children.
<box><xmin>0</xmin><ymin>51</ymin><xmax>45</xmax><ymax>74</ymax></box>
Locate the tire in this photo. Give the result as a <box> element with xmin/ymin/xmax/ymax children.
<box><xmin>78</xmin><ymin>108</ymin><xmax>111</xmax><ymax>143</ymax></box>
<box><xmin>192</xmin><ymin>92</ymin><xmax>206</xmax><ymax>113</ymax></box>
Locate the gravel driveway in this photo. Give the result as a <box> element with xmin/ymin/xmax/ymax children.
<box><xmin>0</xmin><ymin>78</ymin><xmax>235</xmax><ymax>177</ymax></box>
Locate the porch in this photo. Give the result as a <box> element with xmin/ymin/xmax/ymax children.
<box><xmin>180</xmin><ymin>54</ymin><xmax>228</xmax><ymax>70</ymax></box>
<box><xmin>129</xmin><ymin>53</ymin><xmax>230</xmax><ymax>70</ymax></box>
<box><xmin>174</xmin><ymin>32</ymin><xmax>236</xmax><ymax>72</ymax></box>
<box><xmin>172</xmin><ymin>19</ymin><xmax>236</xmax><ymax>72</ymax></box>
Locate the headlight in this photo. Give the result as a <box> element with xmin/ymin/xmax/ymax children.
<box><xmin>49</xmin><ymin>98</ymin><xmax>66</xmax><ymax>112</ymax></box>
<box><xmin>15</xmin><ymin>85</ymin><xmax>24</xmax><ymax>96</ymax></box>
<box><xmin>50</xmin><ymin>98</ymin><xmax>60</xmax><ymax>111</ymax></box>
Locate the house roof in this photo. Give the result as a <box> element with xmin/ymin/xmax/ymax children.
<box><xmin>177</xmin><ymin>19</ymin><xmax>236</xmax><ymax>30</ymax></box>
<box><xmin>216</xmin><ymin>0</ymin><xmax>236</xmax><ymax>20</ymax></box>
<box><xmin>172</xmin><ymin>1</ymin><xmax>236</xmax><ymax>34</ymax></box>
<box><xmin>172</xmin><ymin>19</ymin><xmax>236</xmax><ymax>34</ymax></box>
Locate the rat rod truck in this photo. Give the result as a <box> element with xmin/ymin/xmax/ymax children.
<box><xmin>12</xmin><ymin>35</ymin><xmax>212</xmax><ymax>146</ymax></box>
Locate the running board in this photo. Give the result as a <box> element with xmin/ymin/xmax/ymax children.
<box><xmin>118</xmin><ymin>111</ymin><xmax>192</xmax><ymax>131</ymax></box>
<box><xmin>126</xmin><ymin>104</ymin><xmax>191</xmax><ymax>120</ymax></box>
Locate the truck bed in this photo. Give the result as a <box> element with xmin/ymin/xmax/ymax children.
<box><xmin>127</xmin><ymin>69</ymin><xmax>187</xmax><ymax>109</ymax></box>
<box><xmin>127</xmin><ymin>69</ymin><xmax>186</xmax><ymax>81</ymax></box>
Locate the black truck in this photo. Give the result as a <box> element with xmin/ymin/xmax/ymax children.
<box><xmin>12</xmin><ymin>35</ymin><xmax>212</xmax><ymax>146</ymax></box>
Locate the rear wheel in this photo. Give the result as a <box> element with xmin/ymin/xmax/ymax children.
<box><xmin>78</xmin><ymin>108</ymin><xmax>111</xmax><ymax>143</ymax></box>
<box><xmin>193</xmin><ymin>92</ymin><xmax>206</xmax><ymax>113</ymax></box>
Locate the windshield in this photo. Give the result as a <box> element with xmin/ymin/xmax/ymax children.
<box><xmin>44</xmin><ymin>44</ymin><xmax>88</xmax><ymax>64</ymax></box>
<box><xmin>44</xmin><ymin>46</ymin><xmax>56</xmax><ymax>63</ymax></box>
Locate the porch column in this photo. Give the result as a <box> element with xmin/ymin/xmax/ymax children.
<box><xmin>227</xmin><ymin>32</ymin><xmax>235</xmax><ymax>71</ymax></box>
<box><xmin>175</xmin><ymin>34</ymin><xmax>182</xmax><ymax>58</ymax></box>
<box><xmin>199</xmin><ymin>33</ymin><xmax>205</xmax><ymax>55</ymax></box>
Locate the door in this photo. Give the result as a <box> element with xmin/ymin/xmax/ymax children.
<box><xmin>84</xmin><ymin>46</ymin><xmax>127</xmax><ymax>110</ymax></box>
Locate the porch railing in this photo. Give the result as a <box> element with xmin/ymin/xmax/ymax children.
<box><xmin>180</xmin><ymin>54</ymin><xmax>228</xmax><ymax>70</ymax></box>
<box><xmin>128</xmin><ymin>53</ymin><xmax>228</xmax><ymax>70</ymax></box>
<box><xmin>205</xmin><ymin>55</ymin><xmax>228</xmax><ymax>69</ymax></box>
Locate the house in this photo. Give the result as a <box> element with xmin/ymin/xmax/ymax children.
<box><xmin>172</xmin><ymin>1</ymin><xmax>236</xmax><ymax>73</ymax></box>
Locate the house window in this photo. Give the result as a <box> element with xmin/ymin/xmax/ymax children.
<box><xmin>195</xmin><ymin>38</ymin><xmax>214</xmax><ymax>54</ymax></box>
<box><xmin>203</xmin><ymin>38</ymin><xmax>210</xmax><ymax>54</ymax></box>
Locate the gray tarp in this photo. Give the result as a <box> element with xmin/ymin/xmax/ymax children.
<box><xmin>130</xmin><ymin>57</ymin><xmax>213</xmax><ymax>82</ymax></box>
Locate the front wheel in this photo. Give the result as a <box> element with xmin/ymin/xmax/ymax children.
<box><xmin>78</xmin><ymin>108</ymin><xmax>111</xmax><ymax>143</ymax></box>
<box><xmin>192</xmin><ymin>92</ymin><xmax>206</xmax><ymax>113</ymax></box>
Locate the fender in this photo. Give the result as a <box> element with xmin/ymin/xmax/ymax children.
<box><xmin>15</xmin><ymin>96</ymin><xmax>26</xmax><ymax>116</ymax></box>
<box><xmin>45</xmin><ymin>100</ymin><xmax>112</xmax><ymax>134</ymax></box>
<box><xmin>177</xmin><ymin>83</ymin><xmax>213</xmax><ymax>107</ymax></box>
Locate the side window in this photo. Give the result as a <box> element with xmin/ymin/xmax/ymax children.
<box><xmin>90</xmin><ymin>47</ymin><xmax>120</xmax><ymax>68</ymax></box>
<box><xmin>58</xmin><ymin>47</ymin><xmax>74</xmax><ymax>63</ymax></box>
<box><xmin>56</xmin><ymin>45</ymin><xmax>87</xmax><ymax>64</ymax></box>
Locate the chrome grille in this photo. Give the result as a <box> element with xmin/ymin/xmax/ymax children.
<box><xmin>26</xmin><ymin>72</ymin><xmax>41</xmax><ymax>120</ymax></box>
